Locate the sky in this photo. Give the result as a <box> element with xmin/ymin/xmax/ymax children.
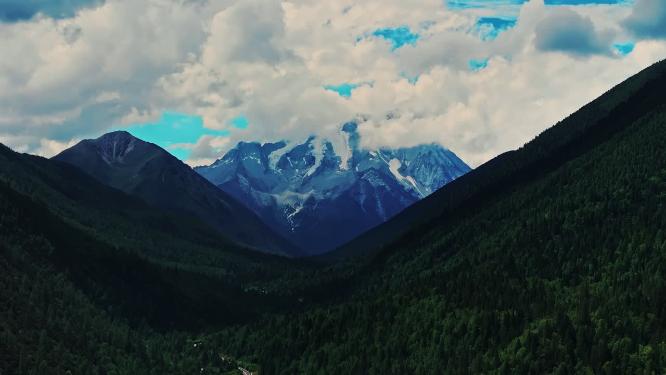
<box><xmin>0</xmin><ymin>0</ymin><xmax>665</xmax><ymax>167</ymax></box>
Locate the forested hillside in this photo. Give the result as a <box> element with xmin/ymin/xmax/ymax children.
<box><xmin>0</xmin><ymin>144</ymin><xmax>313</xmax><ymax>373</ymax></box>
<box><xmin>203</xmin><ymin>59</ymin><xmax>666</xmax><ymax>373</ymax></box>
<box><xmin>329</xmin><ymin>58</ymin><xmax>666</xmax><ymax>261</ymax></box>
<box><xmin>1</xmin><ymin>59</ymin><xmax>665</xmax><ymax>374</ymax></box>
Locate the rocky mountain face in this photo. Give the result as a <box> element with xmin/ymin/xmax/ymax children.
<box><xmin>195</xmin><ymin>122</ymin><xmax>470</xmax><ymax>254</ymax></box>
<box><xmin>53</xmin><ymin>131</ymin><xmax>300</xmax><ymax>256</ymax></box>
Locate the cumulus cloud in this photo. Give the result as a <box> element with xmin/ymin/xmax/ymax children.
<box><xmin>624</xmin><ymin>0</ymin><xmax>666</xmax><ymax>39</ymax></box>
<box><xmin>34</xmin><ymin>138</ymin><xmax>79</xmax><ymax>157</ymax></box>
<box><xmin>202</xmin><ymin>0</ymin><xmax>291</xmax><ymax>65</ymax></box>
<box><xmin>187</xmin><ymin>134</ymin><xmax>232</xmax><ymax>167</ymax></box>
<box><xmin>0</xmin><ymin>0</ymin><xmax>212</xmax><ymax>152</ymax></box>
<box><xmin>534</xmin><ymin>8</ymin><xmax>614</xmax><ymax>56</ymax></box>
<box><xmin>0</xmin><ymin>0</ymin><xmax>665</xmax><ymax>168</ymax></box>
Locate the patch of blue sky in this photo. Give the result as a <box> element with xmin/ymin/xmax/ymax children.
<box><xmin>372</xmin><ymin>26</ymin><xmax>420</xmax><ymax>50</ymax></box>
<box><xmin>122</xmin><ymin>111</ymin><xmax>229</xmax><ymax>160</ymax></box>
<box><xmin>476</xmin><ymin>17</ymin><xmax>517</xmax><ymax>40</ymax></box>
<box><xmin>451</xmin><ymin>0</ymin><xmax>631</xmax><ymax>40</ymax></box>
<box><xmin>0</xmin><ymin>0</ymin><xmax>105</xmax><ymax>23</ymax></box>
<box><xmin>324</xmin><ymin>83</ymin><xmax>359</xmax><ymax>98</ymax></box>
<box><xmin>446</xmin><ymin>1</ymin><xmax>523</xmax><ymax>22</ymax></box>
<box><xmin>446</xmin><ymin>0</ymin><xmax>631</xmax><ymax>8</ymax></box>
<box><xmin>230</xmin><ymin>115</ymin><xmax>249</xmax><ymax>129</ymax></box>
<box><xmin>469</xmin><ymin>58</ymin><xmax>489</xmax><ymax>71</ymax></box>
<box><xmin>613</xmin><ymin>42</ymin><xmax>635</xmax><ymax>56</ymax></box>
<box><xmin>445</xmin><ymin>0</ymin><xmax>524</xmax><ymax>10</ymax></box>
<box><xmin>324</xmin><ymin>82</ymin><xmax>373</xmax><ymax>98</ymax></box>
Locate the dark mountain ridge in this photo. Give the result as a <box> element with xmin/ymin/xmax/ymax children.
<box><xmin>0</xmin><ymin>142</ymin><xmax>314</xmax><ymax>328</ymax></box>
<box><xmin>53</xmin><ymin>131</ymin><xmax>300</xmax><ymax>256</ymax></box>
<box><xmin>1</xmin><ymin>59</ymin><xmax>665</xmax><ymax>373</ymax></box>
<box><xmin>207</xmin><ymin>58</ymin><xmax>666</xmax><ymax>373</ymax></box>
<box><xmin>328</xmin><ymin>58</ymin><xmax>666</xmax><ymax>261</ymax></box>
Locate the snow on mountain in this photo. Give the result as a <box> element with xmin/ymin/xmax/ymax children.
<box><xmin>195</xmin><ymin>122</ymin><xmax>471</xmax><ymax>255</ymax></box>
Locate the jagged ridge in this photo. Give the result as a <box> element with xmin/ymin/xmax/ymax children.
<box><xmin>196</xmin><ymin>122</ymin><xmax>470</xmax><ymax>255</ymax></box>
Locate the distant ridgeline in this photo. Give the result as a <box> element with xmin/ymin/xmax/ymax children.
<box><xmin>51</xmin><ymin>124</ymin><xmax>469</xmax><ymax>257</ymax></box>
<box><xmin>195</xmin><ymin>122</ymin><xmax>470</xmax><ymax>255</ymax></box>
<box><xmin>0</xmin><ymin>59</ymin><xmax>665</xmax><ymax>374</ymax></box>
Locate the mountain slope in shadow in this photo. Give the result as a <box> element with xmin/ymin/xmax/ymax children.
<box><xmin>53</xmin><ymin>131</ymin><xmax>301</xmax><ymax>256</ymax></box>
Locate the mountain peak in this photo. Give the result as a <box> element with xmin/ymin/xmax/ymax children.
<box><xmin>98</xmin><ymin>130</ymin><xmax>133</xmax><ymax>138</ymax></box>
<box><xmin>90</xmin><ymin>131</ymin><xmax>143</xmax><ymax>165</ymax></box>
<box><xmin>53</xmin><ymin>131</ymin><xmax>300</xmax><ymax>256</ymax></box>
<box><xmin>196</xmin><ymin>122</ymin><xmax>471</xmax><ymax>254</ymax></box>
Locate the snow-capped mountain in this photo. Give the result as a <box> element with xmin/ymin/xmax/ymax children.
<box><xmin>195</xmin><ymin>122</ymin><xmax>471</xmax><ymax>255</ymax></box>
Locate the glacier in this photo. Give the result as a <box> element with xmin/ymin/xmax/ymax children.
<box><xmin>195</xmin><ymin>122</ymin><xmax>471</xmax><ymax>255</ymax></box>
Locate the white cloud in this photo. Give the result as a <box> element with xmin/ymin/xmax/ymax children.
<box><xmin>0</xmin><ymin>0</ymin><xmax>211</xmax><ymax>148</ymax></box>
<box><xmin>534</xmin><ymin>8</ymin><xmax>615</xmax><ymax>56</ymax></box>
<box><xmin>625</xmin><ymin>0</ymin><xmax>666</xmax><ymax>39</ymax></box>
<box><xmin>35</xmin><ymin>138</ymin><xmax>79</xmax><ymax>157</ymax></box>
<box><xmin>0</xmin><ymin>0</ymin><xmax>665</xmax><ymax>167</ymax></box>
